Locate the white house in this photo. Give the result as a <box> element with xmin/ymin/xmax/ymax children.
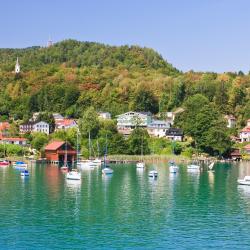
<box><xmin>147</xmin><ymin>120</ymin><xmax>171</xmax><ymax>138</ymax></box>
<box><xmin>117</xmin><ymin>111</ymin><xmax>152</xmax><ymax>136</ymax></box>
<box><xmin>20</xmin><ymin>121</ymin><xmax>50</xmax><ymax>135</ymax></box>
<box><xmin>239</xmin><ymin>119</ymin><xmax>250</xmax><ymax>143</ymax></box>
<box><xmin>0</xmin><ymin>137</ymin><xmax>27</xmax><ymax>146</ymax></box>
<box><xmin>98</xmin><ymin>112</ymin><xmax>111</xmax><ymax>120</ymax></box>
<box><xmin>224</xmin><ymin>115</ymin><xmax>236</xmax><ymax>128</ymax></box>
<box><xmin>55</xmin><ymin>119</ymin><xmax>78</xmax><ymax>130</ymax></box>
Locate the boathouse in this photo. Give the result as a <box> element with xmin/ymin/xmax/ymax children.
<box><xmin>44</xmin><ymin>141</ymin><xmax>76</xmax><ymax>164</ymax></box>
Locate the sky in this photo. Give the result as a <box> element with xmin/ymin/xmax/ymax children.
<box><xmin>1</xmin><ymin>0</ymin><xmax>250</xmax><ymax>73</ymax></box>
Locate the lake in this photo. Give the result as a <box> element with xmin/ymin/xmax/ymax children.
<box><xmin>1</xmin><ymin>162</ymin><xmax>250</xmax><ymax>249</ymax></box>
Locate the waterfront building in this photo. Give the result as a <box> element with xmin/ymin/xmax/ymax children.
<box><xmin>0</xmin><ymin>137</ymin><xmax>27</xmax><ymax>146</ymax></box>
<box><xmin>20</xmin><ymin>121</ymin><xmax>50</xmax><ymax>135</ymax></box>
<box><xmin>117</xmin><ymin>111</ymin><xmax>152</xmax><ymax>136</ymax></box>
<box><xmin>98</xmin><ymin>112</ymin><xmax>111</xmax><ymax>120</ymax></box>
<box><xmin>55</xmin><ymin>119</ymin><xmax>78</xmax><ymax>131</ymax></box>
<box><xmin>224</xmin><ymin>115</ymin><xmax>236</xmax><ymax>128</ymax></box>
<box><xmin>147</xmin><ymin>120</ymin><xmax>171</xmax><ymax>138</ymax></box>
<box><xmin>165</xmin><ymin>128</ymin><xmax>184</xmax><ymax>141</ymax></box>
<box><xmin>44</xmin><ymin>141</ymin><xmax>76</xmax><ymax>164</ymax></box>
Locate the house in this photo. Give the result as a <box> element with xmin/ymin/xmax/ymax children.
<box><xmin>239</xmin><ymin>126</ymin><xmax>250</xmax><ymax>142</ymax></box>
<box><xmin>147</xmin><ymin>120</ymin><xmax>171</xmax><ymax>138</ymax></box>
<box><xmin>224</xmin><ymin>115</ymin><xmax>236</xmax><ymax>128</ymax></box>
<box><xmin>44</xmin><ymin>141</ymin><xmax>77</xmax><ymax>164</ymax></box>
<box><xmin>98</xmin><ymin>112</ymin><xmax>111</xmax><ymax>120</ymax></box>
<box><xmin>53</xmin><ymin>113</ymin><xmax>64</xmax><ymax>121</ymax></box>
<box><xmin>117</xmin><ymin>111</ymin><xmax>152</xmax><ymax>136</ymax></box>
<box><xmin>0</xmin><ymin>122</ymin><xmax>10</xmax><ymax>139</ymax></box>
<box><xmin>165</xmin><ymin>128</ymin><xmax>184</xmax><ymax>141</ymax></box>
<box><xmin>55</xmin><ymin>119</ymin><xmax>78</xmax><ymax>131</ymax></box>
<box><xmin>0</xmin><ymin>137</ymin><xmax>27</xmax><ymax>146</ymax></box>
<box><xmin>20</xmin><ymin>121</ymin><xmax>50</xmax><ymax>135</ymax></box>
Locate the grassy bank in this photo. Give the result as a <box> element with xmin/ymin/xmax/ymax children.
<box><xmin>107</xmin><ymin>154</ymin><xmax>190</xmax><ymax>164</ymax></box>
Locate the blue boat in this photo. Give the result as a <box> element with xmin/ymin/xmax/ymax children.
<box><xmin>21</xmin><ymin>170</ymin><xmax>29</xmax><ymax>177</ymax></box>
<box><xmin>13</xmin><ymin>161</ymin><xmax>28</xmax><ymax>170</ymax></box>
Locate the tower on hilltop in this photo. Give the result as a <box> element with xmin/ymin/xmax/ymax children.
<box><xmin>47</xmin><ymin>36</ymin><xmax>53</xmax><ymax>47</ymax></box>
<box><xmin>15</xmin><ymin>57</ymin><xmax>20</xmax><ymax>74</ymax></box>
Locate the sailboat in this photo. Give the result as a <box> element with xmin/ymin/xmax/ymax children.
<box><xmin>169</xmin><ymin>160</ymin><xmax>179</xmax><ymax>174</ymax></box>
<box><xmin>136</xmin><ymin>135</ymin><xmax>145</xmax><ymax>169</ymax></box>
<box><xmin>102</xmin><ymin>135</ymin><xmax>113</xmax><ymax>175</ymax></box>
<box><xmin>208</xmin><ymin>162</ymin><xmax>215</xmax><ymax>171</ymax></box>
<box><xmin>78</xmin><ymin>132</ymin><xmax>96</xmax><ymax>169</ymax></box>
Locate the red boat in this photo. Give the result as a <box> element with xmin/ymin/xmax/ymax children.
<box><xmin>0</xmin><ymin>160</ymin><xmax>10</xmax><ymax>167</ymax></box>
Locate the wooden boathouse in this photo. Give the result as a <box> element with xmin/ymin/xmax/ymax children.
<box><xmin>44</xmin><ymin>141</ymin><xmax>77</xmax><ymax>165</ymax></box>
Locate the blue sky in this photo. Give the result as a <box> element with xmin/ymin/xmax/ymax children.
<box><xmin>1</xmin><ymin>0</ymin><xmax>250</xmax><ymax>72</ymax></box>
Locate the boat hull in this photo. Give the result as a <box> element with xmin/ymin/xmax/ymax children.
<box><xmin>66</xmin><ymin>172</ymin><xmax>81</xmax><ymax>180</ymax></box>
<box><xmin>102</xmin><ymin>167</ymin><xmax>113</xmax><ymax>175</ymax></box>
<box><xmin>136</xmin><ymin>162</ymin><xmax>145</xmax><ymax>168</ymax></box>
<box><xmin>238</xmin><ymin>179</ymin><xmax>250</xmax><ymax>185</ymax></box>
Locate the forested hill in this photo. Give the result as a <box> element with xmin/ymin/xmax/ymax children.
<box><xmin>0</xmin><ymin>39</ymin><xmax>178</xmax><ymax>74</ymax></box>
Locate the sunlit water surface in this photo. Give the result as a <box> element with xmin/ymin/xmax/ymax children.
<box><xmin>1</xmin><ymin>162</ymin><xmax>250</xmax><ymax>249</ymax></box>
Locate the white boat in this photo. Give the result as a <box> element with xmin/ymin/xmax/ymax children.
<box><xmin>102</xmin><ymin>167</ymin><xmax>113</xmax><ymax>175</ymax></box>
<box><xmin>187</xmin><ymin>164</ymin><xmax>200</xmax><ymax>171</ymax></box>
<box><xmin>66</xmin><ymin>170</ymin><xmax>81</xmax><ymax>180</ymax></box>
<box><xmin>21</xmin><ymin>170</ymin><xmax>29</xmax><ymax>176</ymax></box>
<box><xmin>208</xmin><ymin>162</ymin><xmax>215</xmax><ymax>170</ymax></box>
<box><xmin>169</xmin><ymin>165</ymin><xmax>179</xmax><ymax>173</ymax></box>
<box><xmin>238</xmin><ymin>176</ymin><xmax>250</xmax><ymax>185</ymax></box>
<box><xmin>148</xmin><ymin>170</ymin><xmax>158</xmax><ymax>178</ymax></box>
<box><xmin>92</xmin><ymin>158</ymin><xmax>102</xmax><ymax>166</ymax></box>
<box><xmin>169</xmin><ymin>161</ymin><xmax>179</xmax><ymax>173</ymax></box>
<box><xmin>78</xmin><ymin>160</ymin><xmax>96</xmax><ymax>169</ymax></box>
<box><xmin>136</xmin><ymin>162</ymin><xmax>145</xmax><ymax>169</ymax></box>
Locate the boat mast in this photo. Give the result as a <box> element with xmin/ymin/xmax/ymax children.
<box><xmin>88</xmin><ymin>131</ymin><xmax>91</xmax><ymax>160</ymax></box>
<box><xmin>64</xmin><ymin>140</ymin><xmax>68</xmax><ymax>167</ymax></box>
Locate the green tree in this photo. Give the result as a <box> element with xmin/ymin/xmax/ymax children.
<box><xmin>31</xmin><ymin>133</ymin><xmax>49</xmax><ymax>151</ymax></box>
<box><xmin>127</xmin><ymin>128</ymin><xmax>150</xmax><ymax>155</ymax></box>
<box><xmin>79</xmin><ymin>107</ymin><xmax>100</xmax><ymax>138</ymax></box>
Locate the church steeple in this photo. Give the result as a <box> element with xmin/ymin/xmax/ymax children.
<box><xmin>15</xmin><ymin>57</ymin><xmax>20</xmax><ymax>74</ymax></box>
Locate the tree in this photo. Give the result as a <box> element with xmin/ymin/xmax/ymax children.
<box><xmin>127</xmin><ymin>128</ymin><xmax>150</xmax><ymax>155</ymax></box>
<box><xmin>132</xmin><ymin>88</ymin><xmax>158</xmax><ymax>114</ymax></box>
<box><xmin>79</xmin><ymin>107</ymin><xmax>100</xmax><ymax>138</ymax></box>
<box><xmin>31</xmin><ymin>133</ymin><xmax>49</xmax><ymax>151</ymax></box>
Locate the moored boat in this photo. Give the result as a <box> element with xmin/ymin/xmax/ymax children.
<box><xmin>102</xmin><ymin>167</ymin><xmax>114</xmax><ymax>175</ymax></box>
<box><xmin>66</xmin><ymin>169</ymin><xmax>81</xmax><ymax>180</ymax></box>
<box><xmin>238</xmin><ymin>176</ymin><xmax>250</xmax><ymax>186</ymax></box>
<box><xmin>0</xmin><ymin>160</ymin><xmax>10</xmax><ymax>167</ymax></box>
<box><xmin>169</xmin><ymin>161</ymin><xmax>179</xmax><ymax>173</ymax></box>
<box><xmin>136</xmin><ymin>161</ymin><xmax>145</xmax><ymax>169</ymax></box>
<box><xmin>187</xmin><ymin>164</ymin><xmax>200</xmax><ymax>171</ymax></box>
<box><xmin>21</xmin><ymin>170</ymin><xmax>29</xmax><ymax>176</ymax></box>
<box><xmin>13</xmin><ymin>161</ymin><xmax>28</xmax><ymax>170</ymax></box>
<box><xmin>148</xmin><ymin>170</ymin><xmax>158</xmax><ymax>178</ymax></box>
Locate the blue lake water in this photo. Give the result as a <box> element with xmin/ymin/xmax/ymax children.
<box><xmin>0</xmin><ymin>162</ymin><xmax>250</xmax><ymax>249</ymax></box>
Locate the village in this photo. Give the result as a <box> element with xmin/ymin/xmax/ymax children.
<box><xmin>0</xmin><ymin>107</ymin><xmax>250</xmax><ymax>162</ymax></box>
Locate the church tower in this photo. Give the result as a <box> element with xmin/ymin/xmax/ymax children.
<box><xmin>15</xmin><ymin>57</ymin><xmax>20</xmax><ymax>74</ymax></box>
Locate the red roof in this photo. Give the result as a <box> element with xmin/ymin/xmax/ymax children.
<box><xmin>2</xmin><ymin>137</ymin><xmax>27</xmax><ymax>141</ymax></box>
<box><xmin>241</xmin><ymin>126</ymin><xmax>250</xmax><ymax>133</ymax></box>
<box><xmin>55</xmin><ymin>119</ymin><xmax>76</xmax><ymax>127</ymax></box>
<box><xmin>45</xmin><ymin>141</ymin><xmax>65</xmax><ymax>150</ymax></box>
